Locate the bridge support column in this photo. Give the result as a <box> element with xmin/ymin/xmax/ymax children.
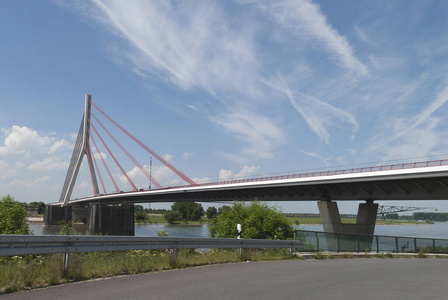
<box><xmin>318</xmin><ymin>200</ymin><xmax>378</xmax><ymax>251</ymax></box>
<box><xmin>87</xmin><ymin>203</ymin><xmax>134</xmax><ymax>236</ymax></box>
<box><xmin>72</xmin><ymin>205</ymin><xmax>89</xmax><ymax>224</ymax></box>
<box><xmin>44</xmin><ymin>205</ymin><xmax>72</xmax><ymax>226</ymax></box>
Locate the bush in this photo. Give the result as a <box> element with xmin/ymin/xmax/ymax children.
<box><xmin>164</xmin><ymin>210</ymin><xmax>182</xmax><ymax>224</ymax></box>
<box><xmin>135</xmin><ymin>211</ymin><xmax>149</xmax><ymax>223</ymax></box>
<box><xmin>206</xmin><ymin>207</ymin><xmax>218</xmax><ymax>219</ymax></box>
<box><xmin>0</xmin><ymin>195</ymin><xmax>31</xmax><ymax>235</ymax></box>
<box><xmin>209</xmin><ymin>200</ymin><xmax>294</xmax><ymax>240</ymax></box>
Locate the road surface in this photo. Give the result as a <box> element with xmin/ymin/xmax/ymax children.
<box><xmin>2</xmin><ymin>259</ymin><xmax>447</xmax><ymax>299</ymax></box>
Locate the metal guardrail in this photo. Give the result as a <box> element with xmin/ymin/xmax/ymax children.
<box><xmin>295</xmin><ymin>230</ymin><xmax>448</xmax><ymax>254</ymax></box>
<box><xmin>0</xmin><ymin>235</ymin><xmax>302</xmax><ymax>257</ymax></box>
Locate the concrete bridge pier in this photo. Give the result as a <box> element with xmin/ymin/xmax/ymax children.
<box><xmin>318</xmin><ymin>200</ymin><xmax>378</xmax><ymax>251</ymax></box>
<box><xmin>72</xmin><ymin>205</ymin><xmax>89</xmax><ymax>224</ymax></box>
<box><xmin>44</xmin><ymin>205</ymin><xmax>72</xmax><ymax>226</ymax></box>
<box><xmin>87</xmin><ymin>203</ymin><xmax>135</xmax><ymax>236</ymax></box>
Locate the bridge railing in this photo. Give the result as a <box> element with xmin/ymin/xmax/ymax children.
<box><xmin>166</xmin><ymin>157</ymin><xmax>448</xmax><ymax>190</ymax></box>
<box><xmin>295</xmin><ymin>230</ymin><xmax>448</xmax><ymax>254</ymax></box>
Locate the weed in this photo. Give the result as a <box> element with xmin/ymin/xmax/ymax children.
<box><xmin>417</xmin><ymin>249</ymin><xmax>427</xmax><ymax>258</ymax></box>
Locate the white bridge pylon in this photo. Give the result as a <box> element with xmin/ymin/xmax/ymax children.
<box><xmin>59</xmin><ymin>94</ymin><xmax>99</xmax><ymax>206</ymax></box>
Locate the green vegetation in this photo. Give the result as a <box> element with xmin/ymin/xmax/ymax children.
<box><xmin>413</xmin><ymin>212</ymin><xmax>448</xmax><ymax>222</ymax></box>
<box><xmin>206</xmin><ymin>206</ymin><xmax>218</xmax><ymax>219</ymax></box>
<box><xmin>58</xmin><ymin>220</ymin><xmax>80</xmax><ymax>236</ymax></box>
<box><xmin>209</xmin><ymin>200</ymin><xmax>294</xmax><ymax>240</ymax></box>
<box><xmin>164</xmin><ymin>210</ymin><xmax>182</xmax><ymax>224</ymax></box>
<box><xmin>0</xmin><ymin>248</ymin><xmax>296</xmax><ymax>294</ymax></box>
<box><xmin>172</xmin><ymin>202</ymin><xmax>204</xmax><ymax>221</ymax></box>
<box><xmin>0</xmin><ymin>195</ymin><xmax>31</xmax><ymax>235</ymax></box>
<box><xmin>28</xmin><ymin>201</ymin><xmax>45</xmax><ymax>215</ymax></box>
<box><xmin>163</xmin><ymin>202</ymin><xmax>205</xmax><ymax>224</ymax></box>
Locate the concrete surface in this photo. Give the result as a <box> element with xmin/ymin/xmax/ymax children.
<box><xmin>1</xmin><ymin>258</ymin><xmax>447</xmax><ymax>300</ymax></box>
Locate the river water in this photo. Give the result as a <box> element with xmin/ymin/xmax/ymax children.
<box><xmin>28</xmin><ymin>222</ymin><xmax>448</xmax><ymax>240</ymax></box>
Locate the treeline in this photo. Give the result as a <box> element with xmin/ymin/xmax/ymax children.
<box><xmin>413</xmin><ymin>212</ymin><xmax>448</xmax><ymax>222</ymax></box>
<box><xmin>134</xmin><ymin>203</ymin><xmax>231</xmax><ymax>224</ymax></box>
<box><xmin>134</xmin><ymin>205</ymin><xmax>168</xmax><ymax>214</ymax></box>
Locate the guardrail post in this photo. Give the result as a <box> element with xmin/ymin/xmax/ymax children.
<box><xmin>395</xmin><ymin>237</ymin><xmax>398</xmax><ymax>253</ymax></box>
<box><xmin>337</xmin><ymin>234</ymin><xmax>340</xmax><ymax>253</ymax></box>
<box><xmin>171</xmin><ymin>248</ymin><xmax>178</xmax><ymax>267</ymax></box>
<box><xmin>63</xmin><ymin>252</ymin><xmax>70</xmax><ymax>273</ymax></box>
<box><xmin>376</xmin><ymin>236</ymin><xmax>379</xmax><ymax>253</ymax></box>
<box><xmin>433</xmin><ymin>239</ymin><xmax>436</xmax><ymax>254</ymax></box>
<box><xmin>414</xmin><ymin>238</ymin><xmax>417</xmax><ymax>253</ymax></box>
<box><xmin>316</xmin><ymin>232</ymin><xmax>319</xmax><ymax>253</ymax></box>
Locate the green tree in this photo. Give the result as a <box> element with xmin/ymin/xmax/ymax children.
<box><xmin>134</xmin><ymin>205</ymin><xmax>144</xmax><ymax>213</ymax></box>
<box><xmin>209</xmin><ymin>200</ymin><xmax>293</xmax><ymax>240</ymax></box>
<box><xmin>206</xmin><ymin>206</ymin><xmax>218</xmax><ymax>219</ymax></box>
<box><xmin>29</xmin><ymin>201</ymin><xmax>46</xmax><ymax>214</ymax></box>
<box><xmin>135</xmin><ymin>211</ymin><xmax>149</xmax><ymax>223</ymax></box>
<box><xmin>171</xmin><ymin>202</ymin><xmax>204</xmax><ymax>221</ymax></box>
<box><xmin>0</xmin><ymin>195</ymin><xmax>31</xmax><ymax>235</ymax></box>
<box><xmin>164</xmin><ymin>210</ymin><xmax>182</xmax><ymax>224</ymax></box>
<box><xmin>58</xmin><ymin>220</ymin><xmax>79</xmax><ymax>235</ymax></box>
<box><xmin>218</xmin><ymin>205</ymin><xmax>230</xmax><ymax>215</ymax></box>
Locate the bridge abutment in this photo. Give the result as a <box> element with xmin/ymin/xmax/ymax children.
<box><xmin>87</xmin><ymin>203</ymin><xmax>135</xmax><ymax>236</ymax></box>
<box><xmin>318</xmin><ymin>200</ymin><xmax>378</xmax><ymax>251</ymax></box>
<box><xmin>44</xmin><ymin>205</ymin><xmax>72</xmax><ymax>226</ymax></box>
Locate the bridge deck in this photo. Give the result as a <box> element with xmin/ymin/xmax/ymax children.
<box><xmin>63</xmin><ymin>159</ymin><xmax>448</xmax><ymax>205</ymax></box>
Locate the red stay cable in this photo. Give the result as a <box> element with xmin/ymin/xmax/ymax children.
<box><xmin>89</xmin><ymin>132</ymin><xmax>120</xmax><ymax>193</ymax></box>
<box><xmin>89</xmin><ymin>122</ymin><xmax>138</xmax><ymax>191</ymax></box>
<box><xmin>86</xmin><ymin>135</ymin><xmax>107</xmax><ymax>194</ymax></box>
<box><xmin>90</xmin><ymin>100</ymin><xmax>197</xmax><ymax>186</ymax></box>
<box><xmin>91</xmin><ymin>112</ymin><xmax>162</xmax><ymax>189</ymax></box>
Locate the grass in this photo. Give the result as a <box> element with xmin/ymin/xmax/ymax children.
<box><xmin>0</xmin><ymin>248</ymin><xmax>296</xmax><ymax>295</ymax></box>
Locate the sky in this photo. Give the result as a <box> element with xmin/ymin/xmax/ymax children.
<box><xmin>1</xmin><ymin>0</ymin><xmax>448</xmax><ymax>214</ymax></box>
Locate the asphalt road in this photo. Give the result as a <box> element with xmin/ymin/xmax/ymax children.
<box><xmin>2</xmin><ymin>259</ymin><xmax>447</xmax><ymax>300</ymax></box>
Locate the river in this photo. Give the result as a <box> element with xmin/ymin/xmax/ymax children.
<box><xmin>28</xmin><ymin>222</ymin><xmax>448</xmax><ymax>240</ymax></box>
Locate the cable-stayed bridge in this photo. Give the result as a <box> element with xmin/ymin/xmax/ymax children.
<box><xmin>45</xmin><ymin>95</ymin><xmax>448</xmax><ymax>236</ymax></box>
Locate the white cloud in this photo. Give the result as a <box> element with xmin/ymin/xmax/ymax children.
<box><xmin>219</xmin><ymin>169</ymin><xmax>234</xmax><ymax>181</ymax></box>
<box><xmin>93</xmin><ymin>152</ymin><xmax>107</xmax><ymax>160</ymax></box>
<box><xmin>79</xmin><ymin>181</ymin><xmax>90</xmax><ymax>190</ymax></box>
<box><xmin>378</xmin><ymin>117</ymin><xmax>442</xmax><ymax>161</ymax></box>
<box><xmin>0</xmin><ymin>126</ymin><xmax>60</xmax><ymax>157</ymax></box>
<box><xmin>85</xmin><ymin>0</ymin><xmax>261</xmax><ymax>97</ymax></box>
<box><xmin>27</xmin><ymin>158</ymin><xmax>69</xmax><ymax>171</ymax></box>
<box><xmin>193</xmin><ymin>176</ymin><xmax>212</xmax><ymax>184</ymax></box>
<box><xmin>274</xmin><ymin>74</ymin><xmax>358</xmax><ymax>144</ymax></box>
<box><xmin>253</xmin><ymin>0</ymin><xmax>368</xmax><ymax>76</ymax></box>
<box><xmin>163</xmin><ymin>153</ymin><xmax>173</xmax><ymax>162</ymax></box>
<box><xmin>219</xmin><ymin>165</ymin><xmax>260</xmax><ymax>181</ymax></box>
<box><xmin>0</xmin><ymin>160</ymin><xmax>18</xmax><ymax>180</ymax></box>
<box><xmin>368</xmin><ymin>82</ymin><xmax>448</xmax><ymax>152</ymax></box>
<box><xmin>212</xmin><ymin>111</ymin><xmax>286</xmax><ymax>158</ymax></box>
<box><xmin>353</xmin><ymin>24</ymin><xmax>371</xmax><ymax>44</ymax></box>
<box><xmin>182</xmin><ymin>152</ymin><xmax>196</xmax><ymax>160</ymax></box>
<box><xmin>6</xmin><ymin>176</ymin><xmax>50</xmax><ymax>188</ymax></box>
<box><xmin>122</xmin><ymin>164</ymin><xmax>182</xmax><ymax>188</ymax></box>
<box><xmin>218</xmin><ymin>152</ymin><xmax>247</xmax><ymax>165</ymax></box>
